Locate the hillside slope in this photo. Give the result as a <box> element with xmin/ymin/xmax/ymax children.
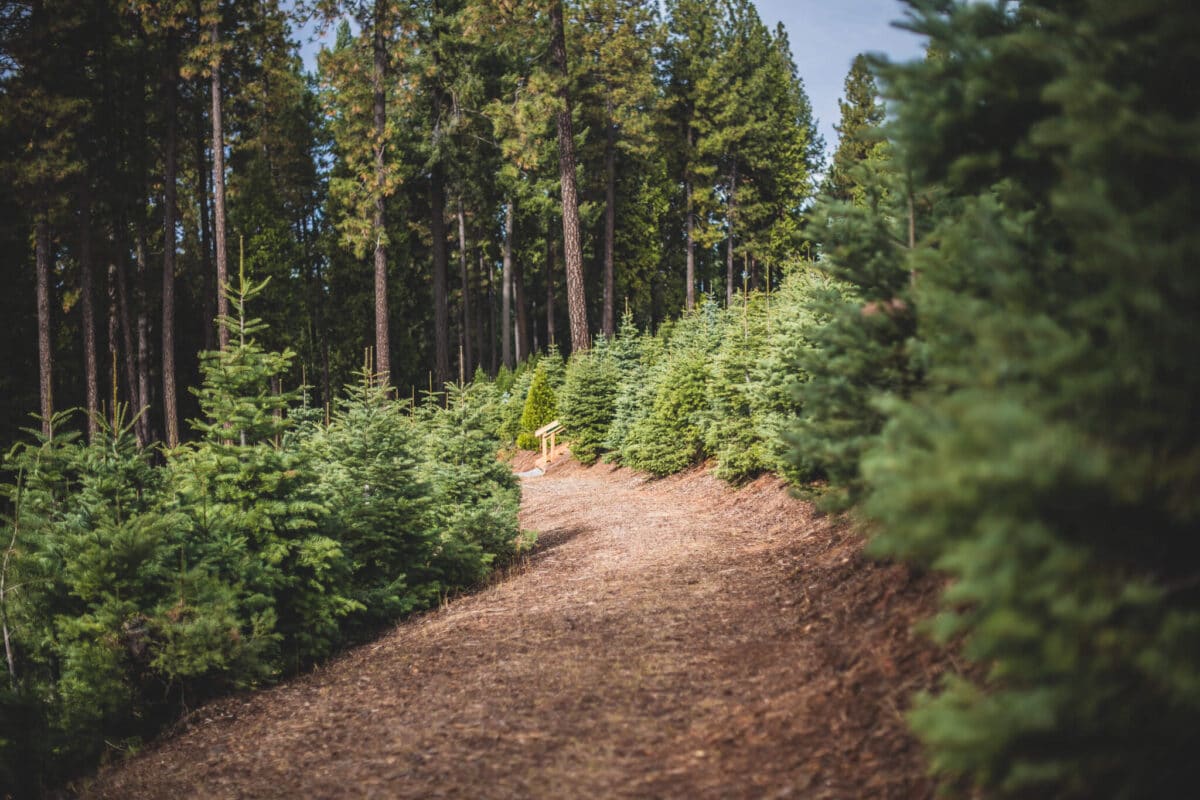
<box><xmin>83</xmin><ymin>460</ymin><xmax>952</xmax><ymax>799</ymax></box>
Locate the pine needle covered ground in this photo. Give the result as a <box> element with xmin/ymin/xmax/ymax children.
<box><xmin>82</xmin><ymin>458</ymin><xmax>955</xmax><ymax>799</ymax></box>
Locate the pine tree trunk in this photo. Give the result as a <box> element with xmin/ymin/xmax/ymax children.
<box><xmin>550</xmin><ymin>0</ymin><xmax>589</xmax><ymax>353</ymax></box>
<box><xmin>726</xmin><ymin>165</ymin><xmax>737</xmax><ymax>308</ymax></box>
<box><xmin>78</xmin><ymin>184</ymin><xmax>99</xmax><ymax>440</ymax></box>
<box><xmin>372</xmin><ymin>0</ymin><xmax>390</xmax><ymax>386</ymax></box>
<box><xmin>113</xmin><ymin>235</ymin><xmax>141</xmax><ymax>444</ymax></box>
<box><xmin>211</xmin><ymin>20</ymin><xmax>229</xmax><ymax>353</ymax></box>
<box><xmin>134</xmin><ymin>217</ymin><xmax>151</xmax><ymax>445</ymax></box>
<box><xmin>546</xmin><ymin>232</ymin><xmax>557</xmax><ymax>350</ymax></box>
<box><xmin>514</xmin><ymin>248</ymin><xmax>529</xmax><ymax>362</ymax></box>
<box><xmin>431</xmin><ymin>163</ymin><xmax>450</xmax><ymax>387</ymax></box>
<box><xmin>685</xmin><ymin>129</ymin><xmax>696</xmax><ymax>312</ymax></box>
<box><xmin>457</xmin><ymin>199</ymin><xmax>472</xmax><ymax>378</ymax></box>
<box><xmin>163</xmin><ymin>45</ymin><xmax>180</xmax><ymax>448</ymax></box>
<box><xmin>502</xmin><ymin>199</ymin><xmax>513</xmax><ymax>368</ymax></box>
<box><xmin>196</xmin><ymin>106</ymin><xmax>215</xmax><ymax>352</ymax></box>
<box><xmin>35</xmin><ymin>214</ymin><xmax>53</xmax><ymax>437</ymax></box>
<box><xmin>107</xmin><ymin>262</ymin><xmax>119</xmax><ymax>428</ymax></box>
<box><xmin>475</xmin><ymin>249</ymin><xmax>486</xmax><ymax>377</ymax></box>
<box><xmin>602</xmin><ymin>95</ymin><xmax>616</xmax><ymax>337</ymax></box>
<box><xmin>485</xmin><ymin>248</ymin><xmax>496</xmax><ymax>375</ymax></box>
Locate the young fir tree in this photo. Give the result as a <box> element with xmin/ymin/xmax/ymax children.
<box><xmin>621</xmin><ymin>302</ymin><xmax>719</xmax><ymax>476</ymax></box>
<box><xmin>516</xmin><ymin>359</ymin><xmax>558</xmax><ymax>451</ymax></box>
<box><xmin>602</xmin><ymin>310</ymin><xmax>652</xmax><ymax>457</ymax></box>
<box><xmin>416</xmin><ymin>383</ymin><xmax>522</xmax><ymax>587</ymax></box>
<box><xmin>498</xmin><ymin>363</ymin><xmax>535</xmax><ymax>447</ymax></box>
<box><xmin>0</xmin><ymin>408</ymin><xmax>254</xmax><ymax>785</ymax></box>
<box><xmin>860</xmin><ymin>1</ymin><xmax>1200</xmax><ymax>796</ymax></box>
<box><xmin>558</xmin><ymin>338</ymin><xmax>620</xmax><ymax>465</ymax></box>
<box><xmin>788</xmin><ymin>139</ymin><xmax>917</xmax><ymax>510</ymax></box>
<box><xmin>173</xmin><ymin>261</ymin><xmax>353</xmax><ymax>670</ymax></box>
<box><xmin>752</xmin><ymin>265</ymin><xmax>845</xmax><ymax>483</ymax></box>
<box><xmin>308</xmin><ymin>368</ymin><xmax>434</xmax><ymax>637</ymax></box>
<box><xmin>705</xmin><ymin>294</ymin><xmax>770</xmax><ymax>482</ymax></box>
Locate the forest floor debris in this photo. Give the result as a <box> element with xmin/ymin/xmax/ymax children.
<box><xmin>82</xmin><ymin>458</ymin><xmax>953</xmax><ymax>799</ymax></box>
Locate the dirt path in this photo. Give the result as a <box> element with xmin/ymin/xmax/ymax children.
<box><xmin>84</xmin><ymin>459</ymin><xmax>951</xmax><ymax>799</ymax></box>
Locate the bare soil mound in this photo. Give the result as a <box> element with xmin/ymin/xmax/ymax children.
<box><xmin>82</xmin><ymin>460</ymin><xmax>953</xmax><ymax>799</ymax></box>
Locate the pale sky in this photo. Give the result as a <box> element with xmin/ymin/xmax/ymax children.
<box><xmin>753</xmin><ymin>0</ymin><xmax>927</xmax><ymax>159</ymax></box>
<box><xmin>294</xmin><ymin>0</ymin><xmax>928</xmax><ymax>161</ymax></box>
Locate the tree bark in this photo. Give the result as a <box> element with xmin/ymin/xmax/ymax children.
<box><xmin>726</xmin><ymin>164</ymin><xmax>737</xmax><ymax>308</ymax></box>
<box><xmin>431</xmin><ymin>164</ymin><xmax>450</xmax><ymax>387</ymax></box>
<box><xmin>501</xmin><ymin>199</ymin><xmax>513</xmax><ymax>368</ymax></box>
<box><xmin>456</xmin><ymin>198</ymin><xmax>472</xmax><ymax>378</ymax></box>
<box><xmin>550</xmin><ymin>0</ymin><xmax>589</xmax><ymax>353</ymax></box>
<box><xmin>163</xmin><ymin>45</ymin><xmax>180</xmax><ymax>448</ymax></box>
<box><xmin>78</xmin><ymin>184</ymin><xmax>99</xmax><ymax>439</ymax></box>
<box><xmin>211</xmin><ymin>19</ymin><xmax>229</xmax><ymax>352</ymax></box>
<box><xmin>106</xmin><ymin>261</ymin><xmax>119</xmax><ymax>429</ymax></box>
<box><xmin>475</xmin><ymin>249</ymin><xmax>487</xmax><ymax>376</ymax></box>
<box><xmin>133</xmin><ymin>217</ymin><xmax>151</xmax><ymax>445</ymax></box>
<box><xmin>546</xmin><ymin>232</ymin><xmax>557</xmax><ymax>350</ymax></box>
<box><xmin>35</xmin><ymin>215</ymin><xmax>53</xmax><ymax>437</ymax></box>
<box><xmin>485</xmin><ymin>248</ymin><xmax>496</xmax><ymax>375</ymax></box>
<box><xmin>514</xmin><ymin>245</ymin><xmax>529</xmax><ymax>362</ymax></box>
<box><xmin>602</xmin><ymin>95</ymin><xmax>616</xmax><ymax>337</ymax></box>
<box><xmin>196</xmin><ymin>105</ymin><xmax>215</xmax><ymax>352</ymax></box>
<box><xmin>371</xmin><ymin>0</ymin><xmax>390</xmax><ymax>386</ymax></box>
<box><xmin>113</xmin><ymin>234</ymin><xmax>141</xmax><ymax>444</ymax></box>
<box><xmin>685</xmin><ymin>130</ymin><xmax>695</xmax><ymax>312</ymax></box>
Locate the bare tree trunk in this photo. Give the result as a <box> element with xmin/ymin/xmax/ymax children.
<box><xmin>371</xmin><ymin>0</ymin><xmax>390</xmax><ymax>386</ymax></box>
<box><xmin>726</xmin><ymin>165</ymin><xmax>737</xmax><ymax>308</ymax></box>
<box><xmin>546</xmin><ymin>232</ymin><xmax>557</xmax><ymax>350</ymax></box>
<box><xmin>514</xmin><ymin>249</ymin><xmax>529</xmax><ymax>362</ymax></box>
<box><xmin>685</xmin><ymin>129</ymin><xmax>696</xmax><ymax>312</ymax></box>
<box><xmin>107</xmin><ymin>261</ymin><xmax>119</xmax><ymax>427</ymax></box>
<box><xmin>550</xmin><ymin>0</ymin><xmax>589</xmax><ymax>353</ymax></box>
<box><xmin>431</xmin><ymin>164</ymin><xmax>450</xmax><ymax>387</ymax></box>
<box><xmin>211</xmin><ymin>20</ymin><xmax>229</xmax><ymax>353</ymax></box>
<box><xmin>78</xmin><ymin>184</ymin><xmax>99</xmax><ymax>439</ymax></box>
<box><xmin>196</xmin><ymin>106</ymin><xmax>215</xmax><ymax>352</ymax></box>
<box><xmin>113</xmin><ymin>229</ymin><xmax>140</xmax><ymax>443</ymax></box>
<box><xmin>474</xmin><ymin>249</ymin><xmax>486</xmax><ymax>377</ymax></box>
<box><xmin>602</xmin><ymin>95</ymin><xmax>616</xmax><ymax>337</ymax></box>
<box><xmin>163</xmin><ymin>45</ymin><xmax>180</xmax><ymax>448</ymax></box>
<box><xmin>35</xmin><ymin>215</ymin><xmax>53</xmax><ymax>437</ymax></box>
<box><xmin>485</xmin><ymin>249</ymin><xmax>496</xmax><ymax>375</ymax></box>
<box><xmin>456</xmin><ymin>199</ymin><xmax>472</xmax><ymax>377</ymax></box>
<box><xmin>134</xmin><ymin>218</ymin><xmax>151</xmax><ymax>444</ymax></box>
<box><xmin>501</xmin><ymin>199</ymin><xmax>513</xmax><ymax>368</ymax></box>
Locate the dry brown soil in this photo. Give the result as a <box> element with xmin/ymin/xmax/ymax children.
<box><xmin>82</xmin><ymin>456</ymin><xmax>954</xmax><ymax>799</ymax></box>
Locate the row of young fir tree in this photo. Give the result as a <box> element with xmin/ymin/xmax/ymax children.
<box><xmin>0</xmin><ymin>267</ymin><xmax>525</xmax><ymax>795</ymax></box>
<box><xmin>494</xmin><ymin>0</ymin><xmax>1200</xmax><ymax>796</ymax></box>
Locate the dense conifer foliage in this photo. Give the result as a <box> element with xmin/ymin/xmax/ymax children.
<box><xmin>0</xmin><ymin>287</ymin><xmax>521</xmax><ymax>790</ymax></box>
<box><xmin>859</xmin><ymin>1</ymin><xmax>1200</xmax><ymax>795</ymax></box>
